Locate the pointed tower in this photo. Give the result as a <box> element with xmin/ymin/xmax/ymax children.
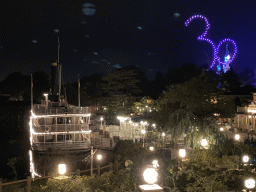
<box><xmin>223</xmin><ymin>44</ymin><xmax>231</xmax><ymax>73</ymax></box>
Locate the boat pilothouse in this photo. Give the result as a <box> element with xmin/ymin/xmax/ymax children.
<box><xmin>29</xmin><ymin>39</ymin><xmax>91</xmax><ymax>178</ymax></box>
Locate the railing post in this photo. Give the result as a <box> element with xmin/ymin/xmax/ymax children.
<box><xmin>27</xmin><ymin>176</ymin><xmax>31</xmax><ymax>192</ymax></box>
<box><xmin>76</xmin><ymin>169</ymin><xmax>80</xmax><ymax>176</ymax></box>
<box><xmin>98</xmin><ymin>165</ymin><xmax>100</xmax><ymax>176</ymax></box>
<box><xmin>109</xmin><ymin>163</ymin><xmax>113</xmax><ymax>172</ymax></box>
<box><xmin>91</xmin><ymin>146</ymin><xmax>93</xmax><ymax>176</ymax></box>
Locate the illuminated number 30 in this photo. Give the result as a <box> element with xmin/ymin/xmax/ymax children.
<box><xmin>185</xmin><ymin>15</ymin><xmax>237</xmax><ymax>69</ymax></box>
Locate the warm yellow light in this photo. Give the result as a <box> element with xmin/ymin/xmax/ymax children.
<box><xmin>117</xmin><ymin>116</ymin><xmax>127</xmax><ymax>122</ymax></box>
<box><xmin>243</xmin><ymin>155</ymin><xmax>249</xmax><ymax>163</ymax></box>
<box><xmin>100</xmin><ymin>117</ymin><xmax>103</xmax><ymax>121</ymax></box>
<box><xmin>43</xmin><ymin>93</ymin><xmax>48</xmax><ymax>97</ymax></box>
<box><xmin>152</xmin><ymin>160</ymin><xmax>159</xmax><ymax>168</ymax></box>
<box><xmin>220</xmin><ymin>127</ymin><xmax>224</xmax><ymax>131</ymax></box>
<box><xmin>162</xmin><ymin>132</ymin><xmax>165</xmax><ymax>137</ymax></box>
<box><xmin>201</xmin><ymin>139</ymin><xmax>208</xmax><ymax>147</ymax></box>
<box><xmin>143</xmin><ymin>168</ymin><xmax>158</xmax><ymax>184</ymax></box>
<box><xmin>97</xmin><ymin>154</ymin><xmax>102</xmax><ymax>160</ymax></box>
<box><xmin>141</xmin><ymin>130</ymin><xmax>146</xmax><ymax>134</ymax></box>
<box><xmin>245</xmin><ymin>179</ymin><xmax>255</xmax><ymax>189</ymax></box>
<box><xmin>179</xmin><ymin>149</ymin><xmax>186</xmax><ymax>158</ymax></box>
<box><xmin>249</xmin><ymin>115</ymin><xmax>252</xmax><ymax>118</ymax></box>
<box><xmin>149</xmin><ymin>146</ymin><xmax>154</xmax><ymax>151</ymax></box>
<box><xmin>152</xmin><ymin>124</ymin><xmax>156</xmax><ymax>127</ymax></box>
<box><xmin>58</xmin><ymin>164</ymin><xmax>66</xmax><ymax>175</ymax></box>
<box><xmin>235</xmin><ymin>134</ymin><xmax>240</xmax><ymax>141</ymax></box>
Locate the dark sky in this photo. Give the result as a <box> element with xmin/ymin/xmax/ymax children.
<box><xmin>0</xmin><ymin>0</ymin><xmax>255</xmax><ymax>82</ymax></box>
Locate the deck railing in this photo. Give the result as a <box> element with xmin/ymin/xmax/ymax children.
<box><xmin>33</xmin><ymin>124</ymin><xmax>90</xmax><ymax>132</ymax></box>
<box><xmin>0</xmin><ymin>161</ymin><xmax>124</xmax><ymax>192</ymax></box>
<box><xmin>33</xmin><ymin>105</ymin><xmax>92</xmax><ymax>115</ymax></box>
<box><xmin>32</xmin><ymin>141</ymin><xmax>90</xmax><ymax>151</ymax></box>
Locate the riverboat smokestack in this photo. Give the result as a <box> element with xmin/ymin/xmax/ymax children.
<box><xmin>50</xmin><ymin>60</ymin><xmax>57</xmax><ymax>96</ymax></box>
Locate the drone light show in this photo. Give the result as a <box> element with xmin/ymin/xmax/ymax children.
<box><xmin>185</xmin><ymin>15</ymin><xmax>237</xmax><ymax>73</ymax></box>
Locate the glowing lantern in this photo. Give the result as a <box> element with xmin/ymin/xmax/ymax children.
<box><xmin>152</xmin><ymin>160</ymin><xmax>159</xmax><ymax>168</ymax></box>
<box><xmin>245</xmin><ymin>179</ymin><xmax>255</xmax><ymax>189</ymax></box>
<box><xmin>97</xmin><ymin>154</ymin><xmax>102</xmax><ymax>160</ymax></box>
<box><xmin>179</xmin><ymin>149</ymin><xmax>186</xmax><ymax>158</ymax></box>
<box><xmin>201</xmin><ymin>139</ymin><xmax>208</xmax><ymax>147</ymax></box>
<box><xmin>235</xmin><ymin>134</ymin><xmax>240</xmax><ymax>141</ymax></box>
<box><xmin>143</xmin><ymin>168</ymin><xmax>158</xmax><ymax>184</ymax></box>
<box><xmin>243</xmin><ymin>155</ymin><xmax>249</xmax><ymax>163</ymax></box>
<box><xmin>58</xmin><ymin>164</ymin><xmax>66</xmax><ymax>175</ymax></box>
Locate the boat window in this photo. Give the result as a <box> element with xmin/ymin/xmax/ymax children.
<box><xmin>57</xmin><ymin>117</ymin><xmax>64</xmax><ymax>124</ymax></box>
<box><xmin>66</xmin><ymin>117</ymin><xmax>72</xmax><ymax>124</ymax></box>
<box><xmin>37</xmin><ymin>136</ymin><xmax>44</xmax><ymax>142</ymax></box>
<box><xmin>38</xmin><ymin>118</ymin><xmax>45</xmax><ymax>125</ymax></box>
<box><xmin>66</xmin><ymin>134</ymin><xmax>72</xmax><ymax>140</ymax></box>
<box><xmin>57</xmin><ymin>134</ymin><xmax>64</xmax><ymax>141</ymax></box>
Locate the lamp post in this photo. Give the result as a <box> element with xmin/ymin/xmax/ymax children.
<box><xmin>91</xmin><ymin>146</ymin><xmax>93</xmax><ymax>176</ymax></box>
<box><xmin>129</xmin><ymin>120</ymin><xmax>134</xmax><ymax>141</ymax></box>
<box><xmin>141</xmin><ymin>129</ymin><xmax>146</xmax><ymax>147</ymax></box>
<box><xmin>97</xmin><ymin>154</ymin><xmax>102</xmax><ymax>175</ymax></box>
<box><xmin>139</xmin><ymin>168</ymin><xmax>163</xmax><ymax>192</ymax></box>
<box><xmin>100</xmin><ymin>117</ymin><xmax>103</xmax><ymax>130</ymax></box>
<box><xmin>56</xmin><ymin>163</ymin><xmax>68</xmax><ymax>179</ymax></box>
<box><xmin>162</xmin><ymin>132</ymin><xmax>165</xmax><ymax>148</ymax></box>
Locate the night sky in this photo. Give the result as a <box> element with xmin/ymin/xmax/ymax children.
<box><xmin>0</xmin><ymin>0</ymin><xmax>255</xmax><ymax>82</ymax></box>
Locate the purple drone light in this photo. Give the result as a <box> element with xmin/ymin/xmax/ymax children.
<box><xmin>185</xmin><ymin>15</ymin><xmax>237</xmax><ymax>70</ymax></box>
<box><xmin>185</xmin><ymin>15</ymin><xmax>210</xmax><ymax>39</ymax></box>
<box><xmin>216</xmin><ymin>38</ymin><xmax>237</xmax><ymax>65</ymax></box>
